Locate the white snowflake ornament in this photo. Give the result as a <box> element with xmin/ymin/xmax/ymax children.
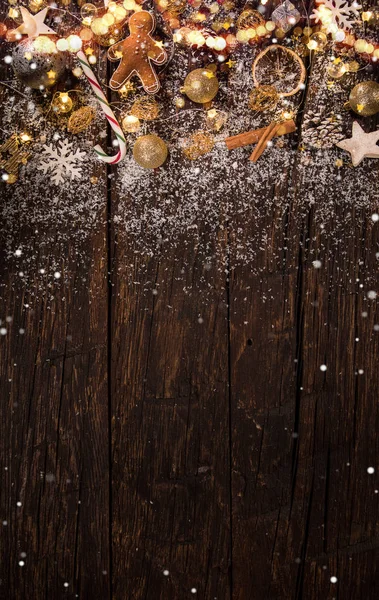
<box><xmin>37</xmin><ymin>138</ymin><xmax>86</xmax><ymax>185</ymax></box>
<box><xmin>311</xmin><ymin>0</ymin><xmax>362</xmax><ymax>32</ymax></box>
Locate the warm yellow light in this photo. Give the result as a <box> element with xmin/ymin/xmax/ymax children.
<box><xmin>362</xmin><ymin>11</ymin><xmax>373</xmax><ymax>21</ymax></box>
<box><xmin>213</xmin><ymin>36</ymin><xmax>226</xmax><ymax>50</ymax></box>
<box><xmin>67</xmin><ymin>35</ymin><xmax>82</xmax><ymax>52</ymax></box>
<box><xmin>56</xmin><ymin>38</ymin><xmax>69</xmax><ymax>51</ymax></box>
<box><xmin>34</xmin><ymin>36</ymin><xmax>57</xmax><ymax>53</ymax></box>
<box><xmin>256</xmin><ymin>25</ymin><xmax>267</xmax><ymax>37</ymax></box>
<box><xmin>102</xmin><ymin>13</ymin><xmax>115</xmax><ymax>26</ymax></box>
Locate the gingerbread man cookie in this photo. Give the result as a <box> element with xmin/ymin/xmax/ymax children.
<box><xmin>107</xmin><ymin>11</ymin><xmax>167</xmax><ymax>95</ymax></box>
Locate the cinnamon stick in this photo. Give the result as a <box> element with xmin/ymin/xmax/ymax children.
<box><xmin>224</xmin><ymin>119</ymin><xmax>296</xmax><ymax>151</ymax></box>
<box><xmin>250</xmin><ymin>121</ymin><xmax>280</xmax><ymax>162</ymax></box>
<box><xmin>225</xmin><ymin>126</ymin><xmax>268</xmax><ymax>150</ymax></box>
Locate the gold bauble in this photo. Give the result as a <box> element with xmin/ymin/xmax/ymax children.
<box><xmin>237</xmin><ymin>8</ymin><xmax>265</xmax><ymax>30</ymax></box>
<box><xmin>349</xmin><ymin>81</ymin><xmax>379</xmax><ymax>117</ymax></box>
<box><xmin>183</xmin><ymin>68</ymin><xmax>219</xmax><ymax>104</ymax></box>
<box><xmin>52</xmin><ymin>93</ymin><xmax>73</xmax><ymax>114</ymax></box>
<box><xmin>133</xmin><ymin>134</ymin><xmax>168</xmax><ymax>169</ymax></box>
<box><xmin>249</xmin><ymin>85</ymin><xmax>279</xmax><ymax>111</ymax></box>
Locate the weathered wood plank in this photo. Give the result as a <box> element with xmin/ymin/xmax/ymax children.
<box><xmin>0</xmin><ymin>40</ymin><xmax>110</xmax><ymax>599</ymax></box>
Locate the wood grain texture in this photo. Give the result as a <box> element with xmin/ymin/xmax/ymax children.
<box><xmin>109</xmin><ymin>176</ymin><xmax>231</xmax><ymax>599</ymax></box>
<box><xmin>0</xmin><ymin>40</ymin><xmax>110</xmax><ymax>598</ymax></box>
<box><xmin>1</xmin><ymin>0</ymin><xmax>379</xmax><ymax>598</ymax></box>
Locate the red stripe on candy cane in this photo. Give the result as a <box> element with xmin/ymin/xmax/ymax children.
<box><xmin>77</xmin><ymin>50</ymin><xmax>127</xmax><ymax>165</ymax></box>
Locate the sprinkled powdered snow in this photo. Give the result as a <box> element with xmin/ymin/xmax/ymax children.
<box><xmin>0</xmin><ymin>47</ymin><xmax>378</xmax><ymax>301</ymax></box>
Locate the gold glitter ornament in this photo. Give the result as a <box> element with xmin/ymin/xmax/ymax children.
<box><xmin>249</xmin><ymin>85</ymin><xmax>279</xmax><ymax>111</ymax></box>
<box><xmin>183</xmin><ymin>68</ymin><xmax>219</xmax><ymax>104</ymax></box>
<box><xmin>133</xmin><ymin>134</ymin><xmax>168</xmax><ymax>169</ymax></box>
<box><xmin>182</xmin><ymin>131</ymin><xmax>215</xmax><ymax>160</ymax></box>
<box><xmin>130</xmin><ymin>96</ymin><xmax>160</xmax><ymax>121</ymax></box>
<box><xmin>349</xmin><ymin>81</ymin><xmax>379</xmax><ymax>117</ymax></box>
<box><xmin>67</xmin><ymin>106</ymin><xmax>96</xmax><ymax>134</ymax></box>
<box><xmin>237</xmin><ymin>8</ymin><xmax>265</xmax><ymax>30</ymax></box>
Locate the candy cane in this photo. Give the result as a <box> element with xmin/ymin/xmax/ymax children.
<box><xmin>77</xmin><ymin>50</ymin><xmax>127</xmax><ymax>164</ymax></box>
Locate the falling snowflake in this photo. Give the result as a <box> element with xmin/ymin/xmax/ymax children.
<box><xmin>311</xmin><ymin>0</ymin><xmax>362</xmax><ymax>32</ymax></box>
<box><xmin>37</xmin><ymin>138</ymin><xmax>86</xmax><ymax>185</ymax></box>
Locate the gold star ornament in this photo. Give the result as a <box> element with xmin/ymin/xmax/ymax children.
<box><xmin>336</xmin><ymin>122</ymin><xmax>379</xmax><ymax>167</ymax></box>
<box><xmin>14</xmin><ymin>7</ymin><xmax>56</xmax><ymax>39</ymax></box>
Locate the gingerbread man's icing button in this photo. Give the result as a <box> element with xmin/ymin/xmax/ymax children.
<box><xmin>107</xmin><ymin>11</ymin><xmax>168</xmax><ymax>95</ymax></box>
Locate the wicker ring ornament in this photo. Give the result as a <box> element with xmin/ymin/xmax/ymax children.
<box><xmin>252</xmin><ymin>45</ymin><xmax>306</xmax><ymax>98</ymax></box>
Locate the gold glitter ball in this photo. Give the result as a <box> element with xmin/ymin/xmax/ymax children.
<box><xmin>349</xmin><ymin>81</ymin><xmax>379</xmax><ymax>116</ymax></box>
<box><xmin>133</xmin><ymin>134</ymin><xmax>168</xmax><ymax>169</ymax></box>
<box><xmin>183</xmin><ymin>68</ymin><xmax>219</xmax><ymax>104</ymax></box>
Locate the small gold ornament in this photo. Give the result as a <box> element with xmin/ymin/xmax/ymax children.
<box><xmin>118</xmin><ymin>81</ymin><xmax>136</xmax><ymax>99</ymax></box>
<box><xmin>308</xmin><ymin>31</ymin><xmax>328</xmax><ymax>50</ymax></box>
<box><xmin>29</xmin><ymin>0</ymin><xmax>47</xmax><ymax>14</ymax></box>
<box><xmin>237</xmin><ymin>8</ymin><xmax>265</xmax><ymax>30</ymax></box>
<box><xmin>249</xmin><ymin>85</ymin><xmax>279</xmax><ymax>111</ymax></box>
<box><xmin>182</xmin><ymin>131</ymin><xmax>215</xmax><ymax>160</ymax></box>
<box><xmin>122</xmin><ymin>114</ymin><xmax>141</xmax><ymax>133</ymax></box>
<box><xmin>183</xmin><ymin>68</ymin><xmax>219</xmax><ymax>104</ymax></box>
<box><xmin>206</xmin><ymin>109</ymin><xmax>228</xmax><ymax>131</ymax></box>
<box><xmin>52</xmin><ymin>92</ymin><xmax>73</xmax><ymax>114</ymax></box>
<box><xmin>133</xmin><ymin>134</ymin><xmax>168</xmax><ymax>169</ymax></box>
<box><xmin>326</xmin><ymin>61</ymin><xmax>347</xmax><ymax>79</ymax></box>
<box><xmin>346</xmin><ymin>61</ymin><xmax>359</xmax><ymax>73</ymax></box>
<box><xmin>130</xmin><ymin>96</ymin><xmax>160</xmax><ymax>121</ymax></box>
<box><xmin>67</xmin><ymin>106</ymin><xmax>96</xmax><ymax>134</ymax></box>
<box><xmin>0</xmin><ymin>133</ymin><xmax>32</xmax><ymax>183</ymax></box>
<box><xmin>349</xmin><ymin>81</ymin><xmax>379</xmax><ymax>117</ymax></box>
<box><xmin>80</xmin><ymin>3</ymin><xmax>97</xmax><ymax>22</ymax></box>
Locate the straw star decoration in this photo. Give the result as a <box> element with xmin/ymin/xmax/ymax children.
<box><xmin>13</xmin><ymin>7</ymin><xmax>56</xmax><ymax>38</ymax></box>
<box><xmin>336</xmin><ymin>122</ymin><xmax>379</xmax><ymax>167</ymax></box>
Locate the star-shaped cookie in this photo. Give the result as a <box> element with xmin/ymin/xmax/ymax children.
<box><xmin>336</xmin><ymin>121</ymin><xmax>379</xmax><ymax>167</ymax></box>
<box><xmin>14</xmin><ymin>7</ymin><xmax>56</xmax><ymax>39</ymax></box>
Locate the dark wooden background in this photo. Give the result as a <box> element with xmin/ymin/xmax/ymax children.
<box><xmin>1</xmin><ymin>1</ymin><xmax>379</xmax><ymax>598</ymax></box>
